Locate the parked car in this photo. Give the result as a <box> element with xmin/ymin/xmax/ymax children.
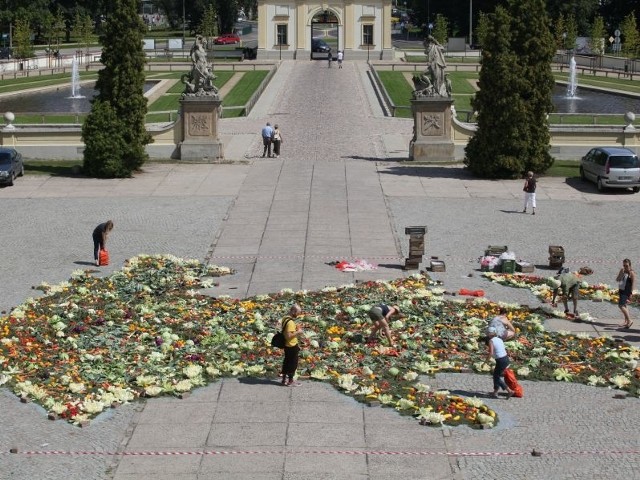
<box><xmin>312</xmin><ymin>38</ymin><xmax>331</xmax><ymax>53</ymax></box>
<box><xmin>214</xmin><ymin>33</ymin><xmax>241</xmax><ymax>45</ymax></box>
<box><xmin>580</xmin><ymin>146</ymin><xmax>640</xmax><ymax>192</ymax></box>
<box><xmin>0</xmin><ymin>147</ymin><xmax>24</xmax><ymax>186</ymax></box>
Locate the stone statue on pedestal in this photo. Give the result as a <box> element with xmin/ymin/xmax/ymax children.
<box><xmin>181</xmin><ymin>35</ymin><xmax>219</xmax><ymax>97</ymax></box>
<box><xmin>413</xmin><ymin>35</ymin><xmax>451</xmax><ymax>98</ymax></box>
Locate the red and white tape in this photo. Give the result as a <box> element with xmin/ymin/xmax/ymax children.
<box><xmin>4</xmin><ymin>448</ymin><xmax>640</xmax><ymax>457</ymax></box>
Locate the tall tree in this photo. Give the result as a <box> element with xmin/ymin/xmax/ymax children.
<box><xmin>546</xmin><ymin>0</ymin><xmax>599</xmax><ymax>35</ymax></box>
<box><xmin>199</xmin><ymin>3</ymin><xmax>218</xmax><ymax>47</ymax></box>
<box><xmin>589</xmin><ymin>14</ymin><xmax>606</xmax><ymax>55</ymax></box>
<box><xmin>215</xmin><ymin>0</ymin><xmax>238</xmax><ymax>34</ymax></box>
<box><xmin>82</xmin><ymin>0</ymin><xmax>151</xmax><ymax>178</ymax></box>
<box><xmin>73</xmin><ymin>11</ymin><xmax>95</xmax><ymax>53</ymax></box>
<box><xmin>464</xmin><ymin>6</ymin><xmax>525</xmax><ymax>178</ymax></box>
<box><xmin>509</xmin><ymin>0</ymin><xmax>555</xmax><ymax>174</ymax></box>
<box><xmin>465</xmin><ymin>0</ymin><xmax>555</xmax><ymax>178</ymax></box>
<box><xmin>620</xmin><ymin>12</ymin><xmax>640</xmax><ymax>58</ymax></box>
<box><xmin>565</xmin><ymin>13</ymin><xmax>579</xmax><ymax>51</ymax></box>
<box><xmin>12</xmin><ymin>17</ymin><xmax>34</xmax><ymax>59</ymax></box>
<box><xmin>553</xmin><ymin>13</ymin><xmax>566</xmax><ymax>50</ymax></box>
<box><xmin>432</xmin><ymin>13</ymin><xmax>449</xmax><ymax>45</ymax></box>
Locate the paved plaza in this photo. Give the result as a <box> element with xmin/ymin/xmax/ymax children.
<box><xmin>1</xmin><ymin>60</ymin><xmax>639</xmax><ymax>479</ymax></box>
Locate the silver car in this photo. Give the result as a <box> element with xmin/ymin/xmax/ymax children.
<box><xmin>580</xmin><ymin>147</ymin><xmax>640</xmax><ymax>192</ymax></box>
<box><xmin>0</xmin><ymin>147</ymin><xmax>24</xmax><ymax>186</ymax></box>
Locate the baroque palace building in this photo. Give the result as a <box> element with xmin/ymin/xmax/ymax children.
<box><xmin>257</xmin><ymin>1</ymin><xmax>394</xmax><ymax>60</ymax></box>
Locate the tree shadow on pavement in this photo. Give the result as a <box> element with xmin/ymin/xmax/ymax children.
<box><xmin>25</xmin><ymin>163</ymin><xmax>85</xmax><ymax>178</ymax></box>
<box><xmin>379</xmin><ymin>165</ymin><xmax>481</xmax><ymax>179</ymax></box>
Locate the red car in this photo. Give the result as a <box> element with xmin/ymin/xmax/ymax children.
<box><xmin>214</xmin><ymin>33</ymin><xmax>241</xmax><ymax>45</ymax></box>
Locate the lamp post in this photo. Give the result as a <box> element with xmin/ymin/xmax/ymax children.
<box><xmin>182</xmin><ymin>0</ymin><xmax>186</xmax><ymax>46</ymax></box>
<box><xmin>469</xmin><ymin>0</ymin><xmax>473</xmax><ymax>47</ymax></box>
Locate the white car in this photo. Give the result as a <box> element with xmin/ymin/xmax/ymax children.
<box><xmin>580</xmin><ymin>147</ymin><xmax>640</xmax><ymax>192</ymax></box>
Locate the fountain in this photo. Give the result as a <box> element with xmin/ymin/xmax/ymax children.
<box><xmin>567</xmin><ymin>56</ymin><xmax>578</xmax><ymax>98</ymax></box>
<box><xmin>70</xmin><ymin>58</ymin><xmax>84</xmax><ymax>99</ymax></box>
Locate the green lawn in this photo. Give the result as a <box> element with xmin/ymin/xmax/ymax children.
<box><xmin>376</xmin><ymin>71</ymin><xmax>414</xmax><ymax>118</ymax></box>
<box><xmin>544</xmin><ymin>159</ymin><xmax>581</xmax><ymax>178</ymax></box>
<box><xmin>222</xmin><ymin>70</ymin><xmax>268</xmax><ymax>117</ymax></box>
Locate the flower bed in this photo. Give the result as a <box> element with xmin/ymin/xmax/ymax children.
<box><xmin>483</xmin><ymin>271</ymin><xmax>640</xmax><ymax>314</ymax></box>
<box><xmin>1</xmin><ymin>255</ymin><xmax>638</xmax><ymax>428</ymax></box>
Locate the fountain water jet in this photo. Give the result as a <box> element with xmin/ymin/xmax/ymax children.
<box><xmin>567</xmin><ymin>56</ymin><xmax>578</xmax><ymax>98</ymax></box>
<box><xmin>70</xmin><ymin>58</ymin><xmax>84</xmax><ymax>99</ymax></box>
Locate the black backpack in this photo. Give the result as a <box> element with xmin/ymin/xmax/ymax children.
<box><xmin>270</xmin><ymin>318</ymin><xmax>291</xmax><ymax>349</ymax></box>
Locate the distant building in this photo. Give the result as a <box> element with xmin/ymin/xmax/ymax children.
<box><xmin>257</xmin><ymin>1</ymin><xmax>393</xmax><ymax>60</ymax></box>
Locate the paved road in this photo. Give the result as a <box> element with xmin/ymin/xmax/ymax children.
<box><xmin>1</xmin><ymin>60</ymin><xmax>639</xmax><ymax>479</ymax></box>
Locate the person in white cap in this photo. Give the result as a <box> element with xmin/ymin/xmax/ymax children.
<box><xmin>486</xmin><ymin>327</ymin><xmax>515</xmax><ymax>399</ymax></box>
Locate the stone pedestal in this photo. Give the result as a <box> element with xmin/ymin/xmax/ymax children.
<box><xmin>179</xmin><ymin>96</ymin><xmax>223</xmax><ymax>161</ymax></box>
<box><xmin>409</xmin><ymin>97</ymin><xmax>455</xmax><ymax>162</ymax></box>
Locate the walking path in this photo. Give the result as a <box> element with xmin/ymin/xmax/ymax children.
<box><xmin>1</xmin><ymin>60</ymin><xmax>639</xmax><ymax>480</ymax></box>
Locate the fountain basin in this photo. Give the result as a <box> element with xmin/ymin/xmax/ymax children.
<box><xmin>0</xmin><ymin>81</ymin><xmax>160</xmax><ymax>114</ymax></box>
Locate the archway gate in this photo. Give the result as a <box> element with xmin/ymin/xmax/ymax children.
<box><xmin>256</xmin><ymin>1</ymin><xmax>393</xmax><ymax>60</ymax></box>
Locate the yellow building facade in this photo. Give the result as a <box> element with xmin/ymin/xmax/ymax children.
<box><xmin>257</xmin><ymin>1</ymin><xmax>394</xmax><ymax>60</ymax></box>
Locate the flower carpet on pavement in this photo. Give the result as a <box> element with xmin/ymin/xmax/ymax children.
<box><xmin>1</xmin><ymin>256</ymin><xmax>639</xmax><ymax>429</ymax></box>
<box><xmin>483</xmin><ymin>271</ymin><xmax>640</xmax><ymax>318</ymax></box>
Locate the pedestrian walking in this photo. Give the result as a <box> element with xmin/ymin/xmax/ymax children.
<box><xmin>616</xmin><ymin>258</ymin><xmax>636</xmax><ymax>328</ymax></box>
<box><xmin>272</xmin><ymin>124</ymin><xmax>283</xmax><ymax>158</ymax></box>
<box><xmin>327</xmin><ymin>50</ymin><xmax>332</xmax><ymax>68</ymax></box>
<box><xmin>92</xmin><ymin>220</ymin><xmax>113</xmax><ymax>266</ymax></box>
<box><xmin>337</xmin><ymin>50</ymin><xmax>343</xmax><ymax>68</ymax></box>
<box><xmin>366</xmin><ymin>304</ymin><xmax>401</xmax><ymax>347</ymax></box>
<box><xmin>486</xmin><ymin>327</ymin><xmax>515</xmax><ymax>399</ymax></box>
<box><xmin>280</xmin><ymin>304</ymin><xmax>303</xmax><ymax>387</ymax></box>
<box><xmin>261</xmin><ymin>122</ymin><xmax>274</xmax><ymax>157</ymax></box>
<box><xmin>522</xmin><ymin>171</ymin><xmax>537</xmax><ymax>215</ymax></box>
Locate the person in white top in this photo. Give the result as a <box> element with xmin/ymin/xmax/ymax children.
<box><xmin>486</xmin><ymin>327</ymin><xmax>515</xmax><ymax>399</ymax></box>
<box><xmin>337</xmin><ymin>50</ymin><xmax>343</xmax><ymax>68</ymax></box>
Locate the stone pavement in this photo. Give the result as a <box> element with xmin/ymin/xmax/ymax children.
<box><xmin>1</xmin><ymin>60</ymin><xmax>640</xmax><ymax>479</ymax></box>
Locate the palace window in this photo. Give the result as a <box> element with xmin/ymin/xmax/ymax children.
<box><xmin>363</xmin><ymin>24</ymin><xmax>373</xmax><ymax>45</ymax></box>
<box><xmin>276</xmin><ymin>24</ymin><xmax>288</xmax><ymax>45</ymax></box>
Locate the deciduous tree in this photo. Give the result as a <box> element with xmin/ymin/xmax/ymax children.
<box><xmin>620</xmin><ymin>12</ymin><xmax>640</xmax><ymax>58</ymax></box>
<box><xmin>589</xmin><ymin>14</ymin><xmax>606</xmax><ymax>55</ymax></box>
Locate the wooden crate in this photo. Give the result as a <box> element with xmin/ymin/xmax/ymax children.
<box><xmin>485</xmin><ymin>245</ymin><xmax>508</xmax><ymax>257</ymax></box>
<box><xmin>516</xmin><ymin>261</ymin><xmax>535</xmax><ymax>273</ymax></box>
<box><xmin>430</xmin><ymin>260</ymin><xmax>446</xmax><ymax>272</ymax></box>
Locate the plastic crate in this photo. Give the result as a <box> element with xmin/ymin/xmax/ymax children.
<box><xmin>501</xmin><ymin>259</ymin><xmax>516</xmax><ymax>273</ymax></box>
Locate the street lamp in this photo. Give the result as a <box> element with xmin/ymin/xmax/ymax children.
<box><xmin>182</xmin><ymin>0</ymin><xmax>186</xmax><ymax>45</ymax></box>
<box><xmin>469</xmin><ymin>0</ymin><xmax>473</xmax><ymax>47</ymax></box>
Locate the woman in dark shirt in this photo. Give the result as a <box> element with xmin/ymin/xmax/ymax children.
<box><xmin>92</xmin><ymin>220</ymin><xmax>113</xmax><ymax>266</ymax></box>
